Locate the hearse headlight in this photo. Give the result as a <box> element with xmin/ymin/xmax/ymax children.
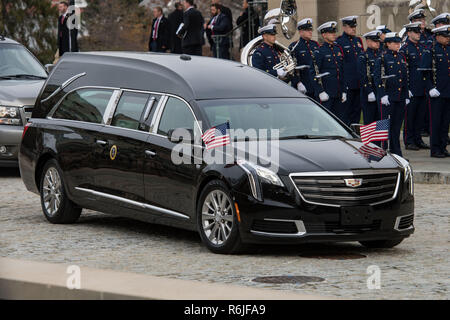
<box><xmin>391</xmin><ymin>154</ymin><xmax>414</xmax><ymax>195</ymax></box>
<box><xmin>0</xmin><ymin>106</ymin><xmax>22</xmax><ymax>126</ymax></box>
<box><xmin>237</xmin><ymin>160</ymin><xmax>284</xmax><ymax>201</ymax></box>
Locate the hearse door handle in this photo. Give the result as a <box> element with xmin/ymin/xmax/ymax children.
<box><xmin>145</xmin><ymin>150</ymin><xmax>157</xmax><ymax>158</ymax></box>
<box><xmin>96</xmin><ymin>140</ymin><xmax>108</xmax><ymax>146</ymax></box>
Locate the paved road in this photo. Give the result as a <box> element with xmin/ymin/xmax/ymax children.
<box><xmin>0</xmin><ymin>168</ymin><xmax>448</xmax><ymax>299</ymax></box>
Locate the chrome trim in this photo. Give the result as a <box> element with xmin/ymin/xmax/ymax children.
<box><xmin>45</xmin><ymin>117</ymin><xmax>106</xmax><ymax>128</ymax></box>
<box><xmin>143</xmin><ymin>97</ymin><xmax>156</xmax><ymax>122</ymax></box>
<box><xmin>289</xmin><ymin>169</ymin><xmax>402</xmax><ymax>208</ymax></box>
<box><xmin>150</xmin><ymin>95</ymin><xmax>168</xmax><ymax>133</ymax></box>
<box><xmin>250</xmin><ymin>219</ymin><xmax>306</xmax><ymax>238</ymax></box>
<box><xmin>75</xmin><ymin>187</ymin><xmax>190</xmax><ymax>220</ymax></box>
<box><xmin>41</xmin><ymin>72</ymin><xmax>87</xmax><ymax>103</ymax></box>
<box><xmin>237</xmin><ymin>162</ymin><xmax>260</xmax><ymax>201</ymax></box>
<box><xmin>394</xmin><ymin>214</ymin><xmax>414</xmax><ymax>231</ymax></box>
<box><xmin>103</xmin><ymin>90</ymin><xmax>122</xmax><ymax>125</ymax></box>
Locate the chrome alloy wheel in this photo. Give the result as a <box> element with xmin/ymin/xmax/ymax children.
<box><xmin>201</xmin><ymin>190</ymin><xmax>234</xmax><ymax>245</ymax></box>
<box><xmin>42</xmin><ymin>167</ymin><xmax>62</xmax><ymax>216</ymax></box>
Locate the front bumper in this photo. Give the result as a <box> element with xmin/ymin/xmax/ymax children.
<box><xmin>234</xmin><ymin>187</ymin><xmax>415</xmax><ymax>245</ymax></box>
<box><xmin>0</xmin><ymin>125</ymin><xmax>22</xmax><ymax>166</ymax></box>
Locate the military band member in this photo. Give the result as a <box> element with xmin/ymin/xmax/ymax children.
<box><xmin>431</xmin><ymin>13</ymin><xmax>450</xmax><ymax>28</ymax></box>
<box><xmin>357</xmin><ymin>30</ymin><xmax>381</xmax><ymax>125</ymax></box>
<box><xmin>400</xmin><ymin>22</ymin><xmax>430</xmax><ymax>150</ymax></box>
<box><xmin>311</xmin><ymin>21</ymin><xmax>347</xmax><ymax>120</ymax></box>
<box><xmin>337</xmin><ymin>16</ymin><xmax>364</xmax><ymax>126</ymax></box>
<box><xmin>376</xmin><ymin>25</ymin><xmax>392</xmax><ymax>45</ymax></box>
<box><xmin>374</xmin><ymin>32</ymin><xmax>409</xmax><ymax>156</ymax></box>
<box><xmin>420</xmin><ymin>25</ymin><xmax>450</xmax><ymax>158</ymax></box>
<box><xmin>289</xmin><ymin>18</ymin><xmax>319</xmax><ymax>99</ymax></box>
<box><xmin>251</xmin><ymin>24</ymin><xmax>289</xmax><ymax>80</ymax></box>
<box><xmin>408</xmin><ymin>9</ymin><xmax>433</xmax><ymax>48</ymax></box>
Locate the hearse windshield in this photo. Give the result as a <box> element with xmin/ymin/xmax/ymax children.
<box><xmin>199</xmin><ymin>98</ymin><xmax>353</xmax><ymax>140</ymax></box>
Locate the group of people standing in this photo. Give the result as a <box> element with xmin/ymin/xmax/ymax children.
<box><xmin>252</xmin><ymin>10</ymin><xmax>450</xmax><ymax>158</ymax></box>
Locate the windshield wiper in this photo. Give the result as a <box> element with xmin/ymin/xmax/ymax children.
<box><xmin>279</xmin><ymin>135</ymin><xmax>347</xmax><ymax>140</ymax></box>
<box><xmin>0</xmin><ymin>74</ymin><xmax>47</xmax><ymax>80</ymax></box>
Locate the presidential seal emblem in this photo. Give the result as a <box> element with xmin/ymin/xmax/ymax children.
<box><xmin>110</xmin><ymin>145</ymin><xmax>118</xmax><ymax>160</ymax></box>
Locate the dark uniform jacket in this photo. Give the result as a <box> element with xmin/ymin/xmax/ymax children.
<box><xmin>400</xmin><ymin>39</ymin><xmax>427</xmax><ymax>97</ymax></box>
<box><xmin>149</xmin><ymin>16</ymin><xmax>171</xmax><ymax>52</ymax></box>
<box><xmin>58</xmin><ymin>13</ymin><xmax>79</xmax><ymax>56</ymax></box>
<box><xmin>310</xmin><ymin>42</ymin><xmax>346</xmax><ymax>98</ymax></box>
<box><xmin>357</xmin><ymin>47</ymin><xmax>380</xmax><ymax>101</ymax></box>
<box><xmin>251</xmin><ymin>42</ymin><xmax>281</xmax><ymax>77</ymax></box>
<box><xmin>289</xmin><ymin>38</ymin><xmax>319</xmax><ymax>93</ymax></box>
<box><xmin>374</xmin><ymin>49</ymin><xmax>409</xmax><ymax>102</ymax></box>
<box><xmin>420</xmin><ymin>29</ymin><xmax>434</xmax><ymax>48</ymax></box>
<box><xmin>337</xmin><ymin>32</ymin><xmax>365</xmax><ymax>90</ymax></box>
<box><xmin>179</xmin><ymin>7</ymin><xmax>204</xmax><ymax>48</ymax></box>
<box><xmin>420</xmin><ymin>42</ymin><xmax>450</xmax><ymax>98</ymax></box>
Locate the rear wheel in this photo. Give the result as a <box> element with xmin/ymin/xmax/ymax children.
<box><xmin>40</xmin><ymin>159</ymin><xmax>81</xmax><ymax>224</ymax></box>
<box><xmin>197</xmin><ymin>180</ymin><xmax>245</xmax><ymax>254</ymax></box>
<box><xmin>359</xmin><ymin>239</ymin><xmax>403</xmax><ymax>248</ymax></box>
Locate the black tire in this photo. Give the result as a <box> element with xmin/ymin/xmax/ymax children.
<box><xmin>359</xmin><ymin>239</ymin><xmax>404</xmax><ymax>249</ymax></box>
<box><xmin>197</xmin><ymin>180</ymin><xmax>245</xmax><ymax>254</ymax></box>
<box><xmin>39</xmin><ymin>159</ymin><xmax>81</xmax><ymax>224</ymax></box>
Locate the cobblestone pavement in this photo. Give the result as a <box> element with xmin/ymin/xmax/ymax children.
<box><xmin>0</xmin><ymin>168</ymin><xmax>448</xmax><ymax>299</ymax></box>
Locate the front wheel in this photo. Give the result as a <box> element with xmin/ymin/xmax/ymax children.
<box><xmin>40</xmin><ymin>159</ymin><xmax>81</xmax><ymax>224</ymax></box>
<box><xmin>359</xmin><ymin>239</ymin><xmax>403</xmax><ymax>248</ymax></box>
<box><xmin>197</xmin><ymin>180</ymin><xmax>244</xmax><ymax>254</ymax></box>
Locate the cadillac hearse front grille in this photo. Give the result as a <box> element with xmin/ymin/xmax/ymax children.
<box><xmin>290</xmin><ymin>170</ymin><xmax>400</xmax><ymax>207</ymax></box>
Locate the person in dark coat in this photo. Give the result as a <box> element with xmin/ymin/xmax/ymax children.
<box><xmin>237</xmin><ymin>0</ymin><xmax>260</xmax><ymax>48</ymax></box>
<box><xmin>206</xmin><ymin>4</ymin><xmax>231</xmax><ymax>59</ymax></box>
<box><xmin>211</xmin><ymin>0</ymin><xmax>233</xmax><ymax>32</ymax></box>
<box><xmin>57</xmin><ymin>1</ymin><xmax>79</xmax><ymax>57</ymax></box>
<box><xmin>168</xmin><ymin>2</ymin><xmax>184</xmax><ymax>54</ymax></box>
<box><xmin>149</xmin><ymin>7</ymin><xmax>171</xmax><ymax>52</ymax></box>
<box><xmin>178</xmin><ymin>0</ymin><xmax>204</xmax><ymax>56</ymax></box>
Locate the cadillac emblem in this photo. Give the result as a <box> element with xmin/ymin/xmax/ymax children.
<box><xmin>344</xmin><ymin>178</ymin><xmax>363</xmax><ymax>188</ymax></box>
<box><xmin>110</xmin><ymin>145</ymin><xmax>118</xmax><ymax>160</ymax></box>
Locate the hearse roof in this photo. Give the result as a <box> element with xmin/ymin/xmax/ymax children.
<box><xmin>58</xmin><ymin>51</ymin><xmax>303</xmax><ymax>101</ymax></box>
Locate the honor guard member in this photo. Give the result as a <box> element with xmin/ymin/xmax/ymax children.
<box><xmin>376</xmin><ymin>25</ymin><xmax>392</xmax><ymax>48</ymax></box>
<box><xmin>400</xmin><ymin>22</ymin><xmax>430</xmax><ymax>150</ymax></box>
<box><xmin>374</xmin><ymin>32</ymin><xmax>409</xmax><ymax>156</ymax></box>
<box><xmin>431</xmin><ymin>13</ymin><xmax>450</xmax><ymax>28</ymax></box>
<box><xmin>408</xmin><ymin>9</ymin><xmax>433</xmax><ymax>48</ymax></box>
<box><xmin>420</xmin><ymin>25</ymin><xmax>450</xmax><ymax>158</ymax></box>
<box><xmin>289</xmin><ymin>18</ymin><xmax>319</xmax><ymax>99</ymax></box>
<box><xmin>251</xmin><ymin>24</ymin><xmax>289</xmax><ymax>80</ymax></box>
<box><xmin>357</xmin><ymin>30</ymin><xmax>381</xmax><ymax>125</ymax></box>
<box><xmin>311</xmin><ymin>21</ymin><xmax>347</xmax><ymax>120</ymax></box>
<box><xmin>337</xmin><ymin>16</ymin><xmax>365</xmax><ymax>126</ymax></box>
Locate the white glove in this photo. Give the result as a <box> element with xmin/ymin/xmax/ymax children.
<box><xmin>319</xmin><ymin>91</ymin><xmax>329</xmax><ymax>102</ymax></box>
<box><xmin>368</xmin><ymin>92</ymin><xmax>376</xmax><ymax>102</ymax></box>
<box><xmin>409</xmin><ymin>90</ymin><xmax>413</xmax><ymax>98</ymax></box>
<box><xmin>297</xmin><ymin>82</ymin><xmax>307</xmax><ymax>94</ymax></box>
<box><xmin>406</xmin><ymin>98</ymin><xmax>410</xmax><ymax>105</ymax></box>
<box><xmin>342</xmin><ymin>92</ymin><xmax>347</xmax><ymax>103</ymax></box>
<box><xmin>429</xmin><ymin>88</ymin><xmax>440</xmax><ymax>98</ymax></box>
<box><xmin>381</xmin><ymin>95</ymin><xmax>390</xmax><ymax>106</ymax></box>
<box><xmin>277</xmin><ymin>68</ymin><xmax>288</xmax><ymax>78</ymax></box>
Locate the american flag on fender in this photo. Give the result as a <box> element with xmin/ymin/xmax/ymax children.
<box><xmin>360</xmin><ymin>119</ymin><xmax>390</xmax><ymax>144</ymax></box>
<box><xmin>358</xmin><ymin>143</ymin><xmax>386</xmax><ymax>161</ymax></box>
<box><xmin>201</xmin><ymin>122</ymin><xmax>231</xmax><ymax>150</ymax></box>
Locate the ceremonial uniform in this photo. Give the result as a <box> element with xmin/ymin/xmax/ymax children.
<box><xmin>420</xmin><ymin>26</ymin><xmax>450</xmax><ymax>157</ymax></box>
<box><xmin>337</xmin><ymin>16</ymin><xmax>365</xmax><ymax>125</ymax></box>
<box><xmin>289</xmin><ymin>19</ymin><xmax>319</xmax><ymax>99</ymax></box>
<box><xmin>311</xmin><ymin>21</ymin><xmax>347</xmax><ymax>121</ymax></box>
<box><xmin>400</xmin><ymin>23</ymin><xmax>429</xmax><ymax>149</ymax></box>
<box><xmin>358</xmin><ymin>43</ymin><xmax>380</xmax><ymax>124</ymax></box>
<box><xmin>374</xmin><ymin>33</ymin><xmax>409</xmax><ymax>156</ymax></box>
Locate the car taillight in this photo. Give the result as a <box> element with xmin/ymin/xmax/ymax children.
<box><xmin>22</xmin><ymin>122</ymin><xmax>31</xmax><ymax>140</ymax></box>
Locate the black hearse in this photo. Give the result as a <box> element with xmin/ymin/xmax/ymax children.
<box><xmin>19</xmin><ymin>52</ymin><xmax>414</xmax><ymax>254</ymax></box>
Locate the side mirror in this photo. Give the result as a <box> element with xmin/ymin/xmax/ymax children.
<box><xmin>350</xmin><ymin>123</ymin><xmax>362</xmax><ymax>136</ymax></box>
<box><xmin>45</xmin><ymin>64</ymin><xmax>55</xmax><ymax>74</ymax></box>
<box><xmin>167</xmin><ymin>128</ymin><xmax>195</xmax><ymax>144</ymax></box>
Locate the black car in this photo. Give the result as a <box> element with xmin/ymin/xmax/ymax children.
<box><xmin>19</xmin><ymin>52</ymin><xmax>414</xmax><ymax>254</ymax></box>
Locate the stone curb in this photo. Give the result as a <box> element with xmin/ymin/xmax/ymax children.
<box><xmin>414</xmin><ymin>171</ymin><xmax>450</xmax><ymax>184</ymax></box>
<box><xmin>0</xmin><ymin>258</ymin><xmax>335</xmax><ymax>300</ymax></box>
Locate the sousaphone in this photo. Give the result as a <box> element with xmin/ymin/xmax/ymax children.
<box><xmin>240</xmin><ymin>0</ymin><xmax>298</xmax><ymax>74</ymax></box>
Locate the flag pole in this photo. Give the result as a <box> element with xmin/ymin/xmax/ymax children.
<box><xmin>387</xmin><ymin>115</ymin><xmax>391</xmax><ymax>152</ymax></box>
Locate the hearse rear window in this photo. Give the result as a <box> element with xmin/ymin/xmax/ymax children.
<box><xmin>53</xmin><ymin>88</ymin><xmax>113</xmax><ymax>124</ymax></box>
